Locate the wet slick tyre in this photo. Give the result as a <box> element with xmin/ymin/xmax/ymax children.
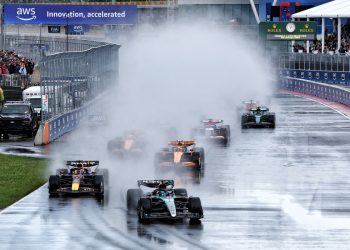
<box><xmin>188</xmin><ymin>197</ymin><xmax>203</xmax><ymax>223</ymax></box>
<box><xmin>174</xmin><ymin>188</ymin><xmax>188</xmax><ymax>197</ymax></box>
<box><xmin>48</xmin><ymin>175</ymin><xmax>59</xmax><ymax>197</ymax></box>
<box><xmin>94</xmin><ymin>175</ymin><xmax>104</xmax><ymax>199</ymax></box>
<box><xmin>127</xmin><ymin>189</ymin><xmax>141</xmax><ymax>211</ymax></box>
<box><xmin>138</xmin><ymin>198</ymin><xmax>151</xmax><ymax>223</ymax></box>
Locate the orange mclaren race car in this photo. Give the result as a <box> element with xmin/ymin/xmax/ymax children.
<box><xmin>107</xmin><ymin>132</ymin><xmax>145</xmax><ymax>159</ymax></box>
<box><xmin>154</xmin><ymin>140</ymin><xmax>205</xmax><ymax>171</ymax></box>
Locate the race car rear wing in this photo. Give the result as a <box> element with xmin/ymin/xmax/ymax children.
<box><xmin>168</xmin><ymin>140</ymin><xmax>195</xmax><ymax>147</ymax></box>
<box><xmin>137</xmin><ymin>180</ymin><xmax>174</xmax><ymax>188</ymax></box>
<box><xmin>201</xmin><ymin>119</ymin><xmax>223</xmax><ymax>124</ymax></box>
<box><xmin>250</xmin><ymin>106</ymin><xmax>269</xmax><ymax>112</ymax></box>
<box><xmin>66</xmin><ymin>160</ymin><xmax>99</xmax><ymax>167</ymax></box>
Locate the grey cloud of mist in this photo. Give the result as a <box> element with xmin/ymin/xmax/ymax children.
<box><xmin>109</xmin><ymin>22</ymin><xmax>274</xmax><ymax>137</ymax></box>
<box><xmin>50</xmin><ymin>21</ymin><xmax>275</xmax><ymax>196</ymax></box>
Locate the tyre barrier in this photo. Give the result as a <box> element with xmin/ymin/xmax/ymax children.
<box><xmin>279</xmin><ymin>69</ymin><xmax>350</xmax><ymax>85</ymax></box>
<box><xmin>279</xmin><ymin>77</ymin><xmax>350</xmax><ymax>107</ymax></box>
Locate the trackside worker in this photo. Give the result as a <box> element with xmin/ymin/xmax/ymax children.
<box><xmin>0</xmin><ymin>85</ymin><xmax>4</xmax><ymax>109</ymax></box>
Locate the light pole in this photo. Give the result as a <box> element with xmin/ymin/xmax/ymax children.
<box><xmin>66</xmin><ymin>11</ymin><xmax>69</xmax><ymax>52</ymax></box>
<box><xmin>1</xmin><ymin>0</ymin><xmax>5</xmax><ymax>50</ymax></box>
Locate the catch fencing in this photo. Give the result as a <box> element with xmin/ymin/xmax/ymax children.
<box><xmin>2</xmin><ymin>34</ymin><xmax>108</xmax><ymax>61</ymax></box>
<box><xmin>36</xmin><ymin>44</ymin><xmax>119</xmax><ymax>144</ymax></box>
<box><xmin>278</xmin><ymin>53</ymin><xmax>350</xmax><ymax>85</ymax></box>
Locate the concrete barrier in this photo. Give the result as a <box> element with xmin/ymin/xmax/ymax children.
<box><xmin>279</xmin><ymin>77</ymin><xmax>350</xmax><ymax>107</ymax></box>
<box><xmin>279</xmin><ymin>69</ymin><xmax>350</xmax><ymax>86</ymax></box>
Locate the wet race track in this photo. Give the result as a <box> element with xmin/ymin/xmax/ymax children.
<box><xmin>1</xmin><ymin>93</ymin><xmax>350</xmax><ymax>249</ymax></box>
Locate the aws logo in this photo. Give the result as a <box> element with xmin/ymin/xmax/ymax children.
<box><xmin>16</xmin><ymin>8</ymin><xmax>36</xmax><ymax>21</ymax></box>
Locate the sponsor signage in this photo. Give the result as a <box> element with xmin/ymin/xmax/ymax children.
<box><xmin>4</xmin><ymin>4</ymin><xmax>137</xmax><ymax>25</ymax></box>
<box><xmin>48</xmin><ymin>26</ymin><xmax>61</xmax><ymax>33</ymax></box>
<box><xmin>42</xmin><ymin>95</ymin><xmax>48</xmax><ymax>112</ymax></box>
<box><xmin>259</xmin><ymin>21</ymin><xmax>316</xmax><ymax>40</ymax></box>
<box><xmin>67</xmin><ymin>25</ymin><xmax>89</xmax><ymax>34</ymax></box>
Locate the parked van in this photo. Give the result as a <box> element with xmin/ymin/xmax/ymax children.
<box><xmin>22</xmin><ymin>86</ymin><xmax>41</xmax><ymax>114</ymax></box>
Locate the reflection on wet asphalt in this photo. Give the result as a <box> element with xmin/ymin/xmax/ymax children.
<box><xmin>1</xmin><ymin>94</ymin><xmax>350</xmax><ymax>249</ymax></box>
<box><xmin>0</xmin><ymin>136</ymin><xmax>45</xmax><ymax>158</ymax></box>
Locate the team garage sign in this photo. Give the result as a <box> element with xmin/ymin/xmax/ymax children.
<box><xmin>4</xmin><ymin>4</ymin><xmax>137</xmax><ymax>25</ymax></box>
<box><xmin>259</xmin><ymin>21</ymin><xmax>317</xmax><ymax>40</ymax></box>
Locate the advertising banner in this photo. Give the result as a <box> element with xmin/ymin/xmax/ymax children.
<box><xmin>67</xmin><ymin>25</ymin><xmax>89</xmax><ymax>34</ymax></box>
<box><xmin>259</xmin><ymin>21</ymin><xmax>317</xmax><ymax>41</ymax></box>
<box><xmin>42</xmin><ymin>94</ymin><xmax>48</xmax><ymax>112</ymax></box>
<box><xmin>4</xmin><ymin>4</ymin><xmax>137</xmax><ymax>25</ymax></box>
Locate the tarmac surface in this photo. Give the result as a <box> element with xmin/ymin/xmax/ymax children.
<box><xmin>1</xmin><ymin>93</ymin><xmax>350</xmax><ymax>249</ymax></box>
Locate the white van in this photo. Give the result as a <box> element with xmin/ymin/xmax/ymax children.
<box><xmin>22</xmin><ymin>86</ymin><xmax>41</xmax><ymax>114</ymax></box>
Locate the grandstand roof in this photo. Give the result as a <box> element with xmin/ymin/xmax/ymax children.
<box><xmin>292</xmin><ymin>0</ymin><xmax>350</xmax><ymax>18</ymax></box>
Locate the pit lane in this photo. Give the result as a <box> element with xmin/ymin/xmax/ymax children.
<box><xmin>1</xmin><ymin>93</ymin><xmax>350</xmax><ymax>249</ymax></box>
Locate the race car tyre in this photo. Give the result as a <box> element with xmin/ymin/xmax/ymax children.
<box><xmin>188</xmin><ymin>197</ymin><xmax>203</xmax><ymax>213</ymax></box>
<box><xmin>98</xmin><ymin>169</ymin><xmax>109</xmax><ymax>185</ymax></box>
<box><xmin>174</xmin><ymin>188</ymin><xmax>188</xmax><ymax>197</ymax></box>
<box><xmin>94</xmin><ymin>175</ymin><xmax>104</xmax><ymax>198</ymax></box>
<box><xmin>222</xmin><ymin>125</ymin><xmax>231</xmax><ymax>143</ymax></box>
<box><xmin>195</xmin><ymin>147</ymin><xmax>205</xmax><ymax>167</ymax></box>
<box><xmin>138</xmin><ymin>198</ymin><xmax>151</xmax><ymax>223</ymax></box>
<box><xmin>48</xmin><ymin>175</ymin><xmax>60</xmax><ymax>196</ymax></box>
<box><xmin>127</xmin><ymin>189</ymin><xmax>142</xmax><ymax>210</ymax></box>
<box><xmin>139</xmin><ymin>198</ymin><xmax>151</xmax><ymax>210</ymax></box>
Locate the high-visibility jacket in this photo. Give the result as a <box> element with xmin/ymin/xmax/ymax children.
<box><xmin>0</xmin><ymin>87</ymin><xmax>4</xmax><ymax>102</ymax></box>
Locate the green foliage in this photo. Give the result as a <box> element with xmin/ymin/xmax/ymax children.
<box><xmin>0</xmin><ymin>155</ymin><xmax>48</xmax><ymax>209</ymax></box>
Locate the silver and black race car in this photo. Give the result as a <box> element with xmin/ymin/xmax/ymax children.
<box><xmin>241</xmin><ymin>106</ymin><xmax>275</xmax><ymax>129</ymax></box>
<box><xmin>48</xmin><ymin>160</ymin><xmax>108</xmax><ymax>198</ymax></box>
<box><xmin>127</xmin><ymin>180</ymin><xmax>204</xmax><ymax>223</ymax></box>
<box><xmin>191</xmin><ymin>119</ymin><xmax>230</xmax><ymax>144</ymax></box>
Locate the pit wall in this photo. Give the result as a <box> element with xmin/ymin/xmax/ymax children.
<box><xmin>279</xmin><ymin>77</ymin><xmax>350</xmax><ymax>107</ymax></box>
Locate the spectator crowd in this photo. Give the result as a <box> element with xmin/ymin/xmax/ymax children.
<box><xmin>293</xmin><ymin>24</ymin><xmax>350</xmax><ymax>55</ymax></box>
<box><xmin>0</xmin><ymin>50</ymin><xmax>35</xmax><ymax>76</ymax></box>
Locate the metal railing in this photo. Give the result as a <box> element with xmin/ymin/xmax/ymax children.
<box><xmin>278</xmin><ymin>53</ymin><xmax>350</xmax><ymax>72</ymax></box>
<box><xmin>0</xmin><ymin>74</ymin><xmax>30</xmax><ymax>88</ymax></box>
<box><xmin>40</xmin><ymin>44</ymin><xmax>119</xmax><ymax>122</ymax></box>
<box><xmin>3</xmin><ymin>34</ymin><xmax>108</xmax><ymax>61</ymax></box>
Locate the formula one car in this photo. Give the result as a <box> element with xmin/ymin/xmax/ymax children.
<box><xmin>127</xmin><ymin>180</ymin><xmax>203</xmax><ymax>223</ymax></box>
<box><xmin>154</xmin><ymin>140</ymin><xmax>205</xmax><ymax>171</ymax></box>
<box><xmin>191</xmin><ymin>119</ymin><xmax>230</xmax><ymax>144</ymax></box>
<box><xmin>241</xmin><ymin>106</ymin><xmax>275</xmax><ymax>129</ymax></box>
<box><xmin>48</xmin><ymin>160</ymin><xmax>108</xmax><ymax>198</ymax></box>
<box><xmin>107</xmin><ymin>132</ymin><xmax>145</xmax><ymax>159</ymax></box>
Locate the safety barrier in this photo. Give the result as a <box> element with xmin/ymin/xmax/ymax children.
<box><xmin>0</xmin><ymin>74</ymin><xmax>31</xmax><ymax>88</ymax></box>
<box><xmin>34</xmin><ymin>44</ymin><xmax>119</xmax><ymax>145</ymax></box>
<box><xmin>2</xmin><ymin>34</ymin><xmax>108</xmax><ymax>61</ymax></box>
<box><xmin>279</xmin><ymin>77</ymin><xmax>350</xmax><ymax>107</ymax></box>
<box><xmin>47</xmin><ymin>105</ymin><xmax>87</xmax><ymax>142</ymax></box>
<box><xmin>279</xmin><ymin>69</ymin><xmax>350</xmax><ymax>85</ymax></box>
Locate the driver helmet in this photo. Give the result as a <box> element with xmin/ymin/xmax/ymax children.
<box><xmin>158</xmin><ymin>183</ymin><xmax>167</xmax><ymax>189</ymax></box>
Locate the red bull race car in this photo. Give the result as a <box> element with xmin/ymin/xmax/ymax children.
<box><xmin>127</xmin><ymin>180</ymin><xmax>204</xmax><ymax>223</ymax></box>
<box><xmin>154</xmin><ymin>140</ymin><xmax>205</xmax><ymax>171</ymax></box>
<box><xmin>48</xmin><ymin>160</ymin><xmax>108</xmax><ymax>198</ymax></box>
<box><xmin>191</xmin><ymin>119</ymin><xmax>230</xmax><ymax>144</ymax></box>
